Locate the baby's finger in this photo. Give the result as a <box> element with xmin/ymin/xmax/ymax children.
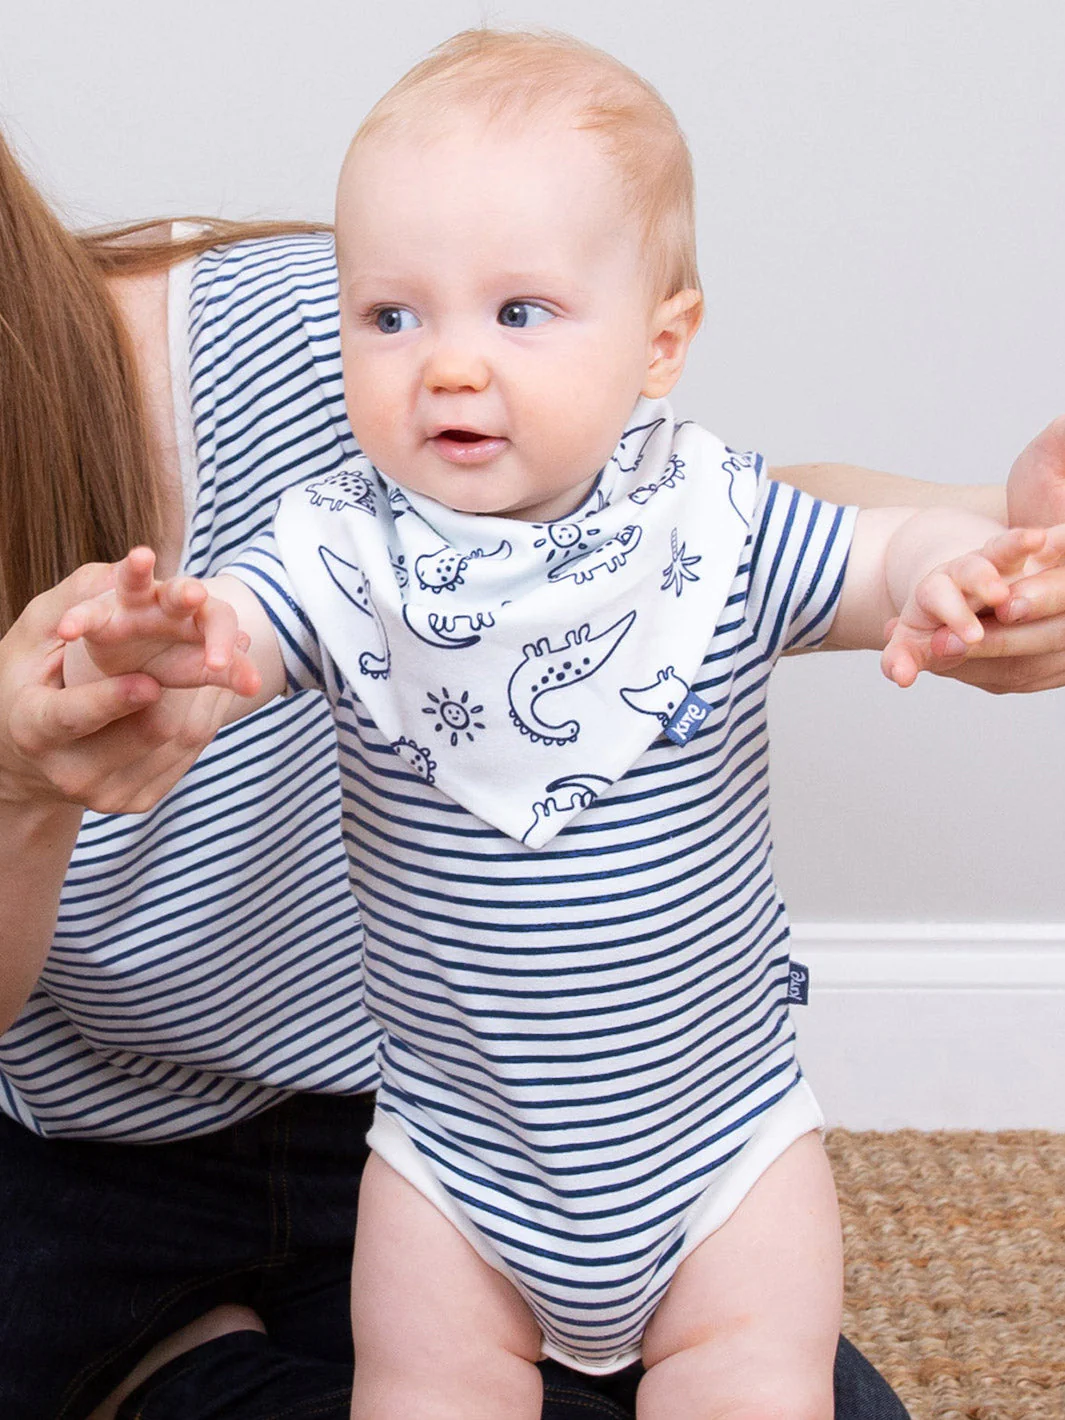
<box><xmin>113</xmin><ymin>547</ymin><xmax>159</xmax><ymax>606</ymax></box>
<box><xmin>147</xmin><ymin>643</ymin><xmax>261</xmax><ymax>696</ymax></box>
<box><xmin>157</xmin><ymin>577</ymin><xmax>209</xmax><ymax>619</ymax></box>
<box><xmin>227</xmin><ymin>650</ymin><xmax>262</xmax><ymax>699</ymax></box>
<box><xmin>56</xmin><ymin>596</ymin><xmax>118</xmax><ymax>643</ymax></box>
<box><xmin>881</xmin><ymin>637</ymin><xmax>922</xmax><ymax>688</ymax></box>
<box><xmin>193</xmin><ymin>596</ymin><xmax>242</xmax><ymax>673</ymax></box>
<box><xmin>912</xmin><ymin>566</ymin><xmax>991</xmax><ymax>643</ymax></box>
<box><xmin>947</xmin><ymin>550</ymin><xmax>1013</xmax><ymax>612</ymax></box>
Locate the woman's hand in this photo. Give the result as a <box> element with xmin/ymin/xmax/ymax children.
<box><xmin>924</xmin><ymin>573</ymin><xmax>1065</xmax><ymax>692</ymax></box>
<box><xmin>928</xmin><ymin>417</ymin><xmax>1065</xmax><ymax>692</ymax></box>
<box><xmin>881</xmin><ymin>527</ymin><xmax>1065</xmax><ymax>688</ymax></box>
<box><xmin>2</xmin><ymin>560</ymin><xmax>248</xmax><ymax>815</ymax></box>
<box><xmin>58</xmin><ymin>547</ymin><xmax>260</xmax><ymax>699</ymax></box>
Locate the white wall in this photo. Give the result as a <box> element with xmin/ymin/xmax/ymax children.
<box><xmin>3</xmin><ymin>0</ymin><xmax>1063</xmax><ymax>1120</ymax></box>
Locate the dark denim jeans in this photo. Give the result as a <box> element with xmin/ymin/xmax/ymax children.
<box><xmin>0</xmin><ymin>1094</ymin><xmax>909</xmax><ymax>1420</ymax></box>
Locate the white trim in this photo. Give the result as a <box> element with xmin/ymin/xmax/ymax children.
<box><xmin>787</xmin><ymin>923</ymin><xmax>1065</xmax><ymax>1129</ymax></box>
<box><xmin>790</xmin><ymin>921</ymin><xmax>1065</xmax><ymax>990</ymax></box>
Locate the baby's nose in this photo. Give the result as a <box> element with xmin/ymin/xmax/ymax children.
<box><xmin>423</xmin><ymin>339</ymin><xmax>490</xmax><ymax>394</ymax></box>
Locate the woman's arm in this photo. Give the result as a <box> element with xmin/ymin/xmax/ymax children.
<box><xmin>0</xmin><ymin>566</ymin><xmax>147</xmax><ymax>1030</ymax></box>
<box><xmin>0</xmin><ymin>262</ymin><xmax>189</xmax><ymax>1031</ymax></box>
<box><xmin>773</xmin><ymin>419</ymin><xmax>1065</xmax><ymax>692</ymax></box>
<box><xmin>770</xmin><ymin>461</ymin><xmax>1006</xmax><ymax>521</ymax></box>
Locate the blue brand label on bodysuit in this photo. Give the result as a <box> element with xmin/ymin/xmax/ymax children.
<box><xmin>664</xmin><ymin>691</ymin><xmax>713</xmax><ymax>745</ymax></box>
<box><xmin>787</xmin><ymin>960</ymin><xmax>810</xmax><ymax>1006</ymax></box>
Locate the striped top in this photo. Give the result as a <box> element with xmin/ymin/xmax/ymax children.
<box><xmin>0</xmin><ymin>235</ymin><xmax>381</xmax><ymax>1141</ymax></box>
<box><xmin>232</xmin><ymin>462</ymin><xmax>856</xmax><ymax>1372</ymax></box>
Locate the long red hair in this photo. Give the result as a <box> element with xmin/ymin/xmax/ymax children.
<box><xmin>0</xmin><ymin>130</ymin><xmax>329</xmax><ymax>631</ymax></box>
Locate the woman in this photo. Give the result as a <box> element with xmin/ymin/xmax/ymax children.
<box><xmin>3</xmin><ymin>129</ymin><xmax>1064</xmax><ymax>1419</ymax></box>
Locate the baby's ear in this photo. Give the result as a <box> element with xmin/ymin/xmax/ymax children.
<box><xmin>642</xmin><ymin>290</ymin><xmax>703</xmax><ymax>399</ymax></box>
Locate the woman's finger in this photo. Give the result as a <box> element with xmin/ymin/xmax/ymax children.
<box><xmin>966</xmin><ymin>612</ymin><xmax>1065</xmax><ymax>659</ymax></box>
<box><xmin>9</xmin><ymin>677</ymin><xmax>162</xmax><ymax>756</ymax></box>
<box><xmin>998</xmin><ymin>563</ymin><xmax>1065</xmax><ymax>623</ymax></box>
<box><xmin>979</xmin><ymin>526</ymin><xmax>1045</xmax><ymax>577</ymax></box>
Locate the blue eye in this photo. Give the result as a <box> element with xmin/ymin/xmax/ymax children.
<box><xmin>373</xmin><ymin>307</ymin><xmax>419</xmax><ymax>334</ymax></box>
<box><xmin>498</xmin><ymin>301</ymin><xmax>553</xmax><ymax>329</ymax></box>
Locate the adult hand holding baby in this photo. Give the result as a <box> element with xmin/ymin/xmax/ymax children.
<box><xmin>882</xmin><ymin>523</ymin><xmax>1065</xmax><ymax>688</ymax></box>
<box><xmin>58</xmin><ymin>546</ymin><xmax>260</xmax><ymax>699</ymax></box>
<box><xmin>927</xmin><ymin>417</ymin><xmax>1065</xmax><ymax>691</ymax></box>
<box><xmin>2</xmin><ymin>558</ymin><xmax>251</xmax><ymax>819</ymax></box>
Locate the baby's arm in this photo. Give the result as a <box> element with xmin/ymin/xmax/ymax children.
<box><xmin>823</xmin><ymin>508</ymin><xmax>1065</xmax><ymax>686</ymax></box>
<box><xmin>59</xmin><ymin>547</ymin><xmax>287</xmax><ymax>716</ymax></box>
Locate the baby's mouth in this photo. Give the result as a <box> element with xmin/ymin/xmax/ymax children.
<box><xmin>440</xmin><ymin>429</ymin><xmax>487</xmax><ymax>443</ymax></box>
<box><xmin>430</xmin><ymin>429</ymin><xmax>508</xmax><ymax>465</ymax></box>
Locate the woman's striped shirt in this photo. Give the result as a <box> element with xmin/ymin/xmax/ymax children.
<box><xmin>231</xmin><ymin>465</ymin><xmax>856</xmax><ymax>1372</ymax></box>
<box><xmin>0</xmin><ymin>235</ymin><xmax>381</xmax><ymax>1141</ymax></box>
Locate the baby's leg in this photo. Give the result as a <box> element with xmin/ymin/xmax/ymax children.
<box><xmin>350</xmin><ymin>1151</ymin><xmax>542</xmax><ymax>1420</ymax></box>
<box><xmin>639</xmin><ymin>1130</ymin><xmax>842</xmax><ymax>1420</ymax></box>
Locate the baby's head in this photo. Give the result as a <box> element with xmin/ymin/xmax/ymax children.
<box><xmin>335</xmin><ymin>29</ymin><xmax>702</xmax><ymax>521</ymax></box>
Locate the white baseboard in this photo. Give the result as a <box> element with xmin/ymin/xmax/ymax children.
<box><xmin>788</xmin><ymin>923</ymin><xmax>1065</xmax><ymax>1130</ymax></box>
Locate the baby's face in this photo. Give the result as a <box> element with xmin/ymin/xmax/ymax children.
<box><xmin>336</xmin><ymin>117</ymin><xmax>666</xmax><ymax>521</ymax></box>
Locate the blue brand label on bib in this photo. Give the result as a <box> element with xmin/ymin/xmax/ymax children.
<box><xmin>664</xmin><ymin>691</ymin><xmax>712</xmax><ymax>745</ymax></box>
<box><xmin>787</xmin><ymin>960</ymin><xmax>810</xmax><ymax>1006</ymax></box>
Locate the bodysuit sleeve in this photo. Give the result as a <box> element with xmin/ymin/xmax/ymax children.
<box><xmin>743</xmin><ymin>476</ymin><xmax>858</xmax><ymax>660</ymax></box>
<box><xmin>227</xmin><ymin>529</ymin><xmax>329</xmax><ymax>696</ymax></box>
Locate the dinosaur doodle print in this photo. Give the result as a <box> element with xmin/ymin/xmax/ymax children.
<box><xmin>392</xmin><ymin>737</ymin><xmax>437</xmax><ymax>783</ymax></box>
<box><xmin>319</xmin><ymin>546</ymin><xmax>391</xmax><ymax>679</ymax></box>
<box><xmin>414</xmin><ymin>540</ymin><xmax>512</xmax><ymax>592</ymax></box>
<box><xmin>532</xmin><ymin>520</ymin><xmax>600</xmax><ymax>565</ymax></box>
<box><xmin>547</xmin><ymin>526</ymin><xmax>642</xmax><ymax>584</ymax></box>
<box><xmin>521</xmin><ymin>773</ymin><xmax>613</xmax><ymax>844</ymax></box>
<box><xmin>629</xmin><ymin>452</ymin><xmax>686</xmax><ymax>505</ymax></box>
<box><xmin>305</xmin><ymin>467</ymin><xmax>378</xmax><ymax>515</ymax></box>
<box><xmin>610</xmin><ymin>416</ymin><xmax>666</xmax><ymax>473</ymax></box>
<box><xmin>269</xmin><ymin>398</ymin><xmax>759</xmax><ymax>847</ymax></box>
<box><xmin>507</xmin><ymin>611</ymin><xmax>637</xmax><ymax>744</ymax></box>
<box><xmin>388</xmin><ymin>485</ymin><xmax>414</xmax><ymax>518</ymax></box>
<box><xmin>401</xmin><ymin>604</ymin><xmax>496</xmax><ymax>650</ymax></box>
<box><xmin>620</xmin><ymin>666</ymin><xmax>690</xmax><ymax>725</ymax></box>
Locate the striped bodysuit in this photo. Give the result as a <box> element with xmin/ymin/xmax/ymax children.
<box><xmin>232</xmin><ymin>430</ymin><xmax>856</xmax><ymax>1374</ymax></box>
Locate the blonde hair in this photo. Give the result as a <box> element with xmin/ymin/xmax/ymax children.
<box><xmin>0</xmin><ymin>127</ymin><xmax>328</xmax><ymax>631</ymax></box>
<box><xmin>350</xmin><ymin>29</ymin><xmax>699</xmax><ymax>300</ymax></box>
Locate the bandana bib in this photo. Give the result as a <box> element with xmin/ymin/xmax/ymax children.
<box><xmin>274</xmin><ymin>398</ymin><xmax>758</xmax><ymax>847</ymax></box>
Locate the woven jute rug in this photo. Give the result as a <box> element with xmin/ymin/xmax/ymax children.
<box><xmin>826</xmin><ymin>1130</ymin><xmax>1065</xmax><ymax>1420</ymax></box>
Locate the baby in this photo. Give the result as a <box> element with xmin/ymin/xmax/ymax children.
<box><xmin>62</xmin><ymin>29</ymin><xmax>1065</xmax><ymax>1420</ymax></box>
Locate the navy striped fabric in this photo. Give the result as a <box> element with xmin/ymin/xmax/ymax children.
<box><xmin>0</xmin><ymin>236</ymin><xmax>381</xmax><ymax>1140</ymax></box>
<box><xmin>232</xmin><ymin>472</ymin><xmax>856</xmax><ymax>1369</ymax></box>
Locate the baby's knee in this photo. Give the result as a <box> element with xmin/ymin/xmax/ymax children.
<box><xmin>638</xmin><ymin>1340</ymin><xmax>833</xmax><ymax>1420</ymax></box>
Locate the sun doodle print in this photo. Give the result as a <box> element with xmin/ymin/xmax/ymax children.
<box><xmin>422</xmin><ymin>688</ymin><xmax>487</xmax><ymax>747</ymax></box>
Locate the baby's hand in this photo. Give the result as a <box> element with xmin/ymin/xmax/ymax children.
<box><xmin>882</xmin><ymin>525</ymin><xmax>1065</xmax><ymax>687</ymax></box>
<box><xmin>57</xmin><ymin>547</ymin><xmax>261</xmax><ymax>697</ymax></box>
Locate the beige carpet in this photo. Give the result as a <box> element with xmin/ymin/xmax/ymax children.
<box><xmin>826</xmin><ymin>1130</ymin><xmax>1065</xmax><ymax>1420</ymax></box>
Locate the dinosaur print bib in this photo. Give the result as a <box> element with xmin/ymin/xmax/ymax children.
<box><xmin>273</xmin><ymin>398</ymin><xmax>757</xmax><ymax>847</ymax></box>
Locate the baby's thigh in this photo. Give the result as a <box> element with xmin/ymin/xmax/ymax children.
<box><xmin>639</xmin><ymin>1130</ymin><xmax>842</xmax><ymax>1420</ymax></box>
<box><xmin>350</xmin><ymin>1151</ymin><xmax>542</xmax><ymax>1420</ymax></box>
